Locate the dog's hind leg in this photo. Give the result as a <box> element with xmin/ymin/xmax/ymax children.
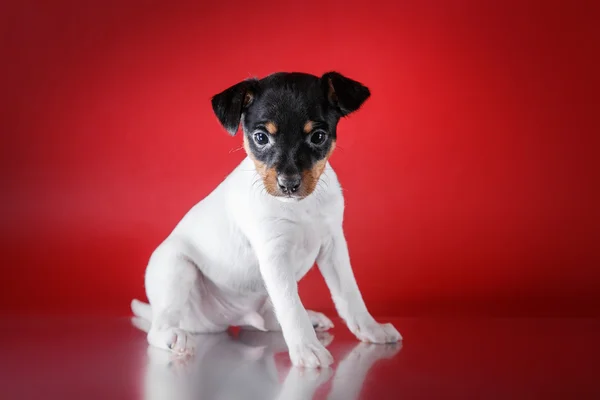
<box><xmin>306</xmin><ymin>310</ymin><xmax>335</xmax><ymax>331</ymax></box>
<box><xmin>143</xmin><ymin>238</ymin><xmax>203</xmax><ymax>356</ymax></box>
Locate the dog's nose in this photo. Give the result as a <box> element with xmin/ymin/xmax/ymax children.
<box><xmin>277</xmin><ymin>174</ymin><xmax>301</xmax><ymax>194</ymax></box>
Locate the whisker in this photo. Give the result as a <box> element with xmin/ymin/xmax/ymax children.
<box><xmin>228</xmin><ymin>146</ymin><xmax>245</xmax><ymax>154</ymax></box>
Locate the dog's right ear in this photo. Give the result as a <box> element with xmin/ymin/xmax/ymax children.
<box><xmin>211</xmin><ymin>79</ymin><xmax>259</xmax><ymax>136</ymax></box>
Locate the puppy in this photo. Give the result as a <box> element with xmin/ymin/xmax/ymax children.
<box><xmin>131</xmin><ymin>71</ymin><xmax>402</xmax><ymax>368</ymax></box>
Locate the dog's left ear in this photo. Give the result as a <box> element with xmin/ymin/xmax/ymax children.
<box><xmin>321</xmin><ymin>72</ymin><xmax>371</xmax><ymax>116</ymax></box>
<box><xmin>211</xmin><ymin>79</ymin><xmax>259</xmax><ymax>136</ymax></box>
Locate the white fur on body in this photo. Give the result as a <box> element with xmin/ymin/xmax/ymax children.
<box><xmin>131</xmin><ymin>156</ymin><xmax>401</xmax><ymax>367</ymax></box>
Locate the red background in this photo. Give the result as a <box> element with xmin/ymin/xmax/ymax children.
<box><xmin>1</xmin><ymin>0</ymin><xmax>598</xmax><ymax>318</ymax></box>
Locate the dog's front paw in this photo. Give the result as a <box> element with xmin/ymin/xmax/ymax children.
<box><xmin>347</xmin><ymin>316</ymin><xmax>402</xmax><ymax>344</ymax></box>
<box><xmin>288</xmin><ymin>340</ymin><xmax>334</xmax><ymax>368</ymax></box>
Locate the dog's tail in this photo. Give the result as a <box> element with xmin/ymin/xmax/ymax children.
<box><xmin>131</xmin><ymin>299</ymin><xmax>153</xmax><ymax>321</ymax></box>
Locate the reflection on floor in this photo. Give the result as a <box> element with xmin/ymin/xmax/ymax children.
<box><xmin>1</xmin><ymin>317</ymin><xmax>599</xmax><ymax>399</ymax></box>
<box><xmin>142</xmin><ymin>328</ymin><xmax>398</xmax><ymax>400</ymax></box>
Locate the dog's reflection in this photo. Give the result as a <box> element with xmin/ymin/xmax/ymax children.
<box><xmin>136</xmin><ymin>318</ymin><xmax>401</xmax><ymax>400</ymax></box>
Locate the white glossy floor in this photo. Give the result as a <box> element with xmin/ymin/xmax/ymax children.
<box><xmin>1</xmin><ymin>316</ymin><xmax>599</xmax><ymax>399</ymax></box>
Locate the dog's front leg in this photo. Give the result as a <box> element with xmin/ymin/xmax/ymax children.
<box><xmin>256</xmin><ymin>240</ymin><xmax>334</xmax><ymax>368</ymax></box>
<box><xmin>317</xmin><ymin>229</ymin><xmax>402</xmax><ymax>343</ymax></box>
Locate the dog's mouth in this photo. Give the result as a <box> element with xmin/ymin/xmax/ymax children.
<box><xmin>269</xmin><ymin>189</ymin><xmax>306</xmax><ymax>201</ymax></box>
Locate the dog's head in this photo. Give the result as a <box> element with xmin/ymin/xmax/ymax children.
<box><xmin>211</xmin><ymin>72</ymin><xmax>370</xmax><ymax>200</ymax></box>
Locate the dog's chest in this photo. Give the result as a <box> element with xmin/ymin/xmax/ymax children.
<box><xmin>209</xmin><ymin>204</ymin><xmax>329</xmax><ymax>291</ymax></box>
<box><xmin>284</xmin><ymin>207</ymin><xmax>327</xmax><ymax>278</ymax></box>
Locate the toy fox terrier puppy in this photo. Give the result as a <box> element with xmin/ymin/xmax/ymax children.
<box><xmin>131</xmin><ymin>71</ymin><xmax>402</xmax><ymax>368</ymax></box>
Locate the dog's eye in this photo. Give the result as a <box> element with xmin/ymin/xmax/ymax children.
<box><xmin>253</xmin><ymin>132</ymin><xmax>269</xmax><ymax>146</ymax></box>
<box><xmin>310</xmin><ymin>131</ymin><xmax>327</xmax><ymax>145</ymax></box>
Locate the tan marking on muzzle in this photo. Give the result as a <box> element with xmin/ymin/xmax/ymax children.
<box><xmin>243</xmin><ymin>135</ymin><xmax>278</xmax><ymax>195</ymax></box>
<box><xmin>301</xmin><ymin>141</ymin><xmax>336</xmax><ymax>196</ymax></box>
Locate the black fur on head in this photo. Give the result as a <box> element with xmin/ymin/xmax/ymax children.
<box><xmin>211</xmin><ymin>71</ymin><xmax>370</xmax><ymax>200</ymax></box>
